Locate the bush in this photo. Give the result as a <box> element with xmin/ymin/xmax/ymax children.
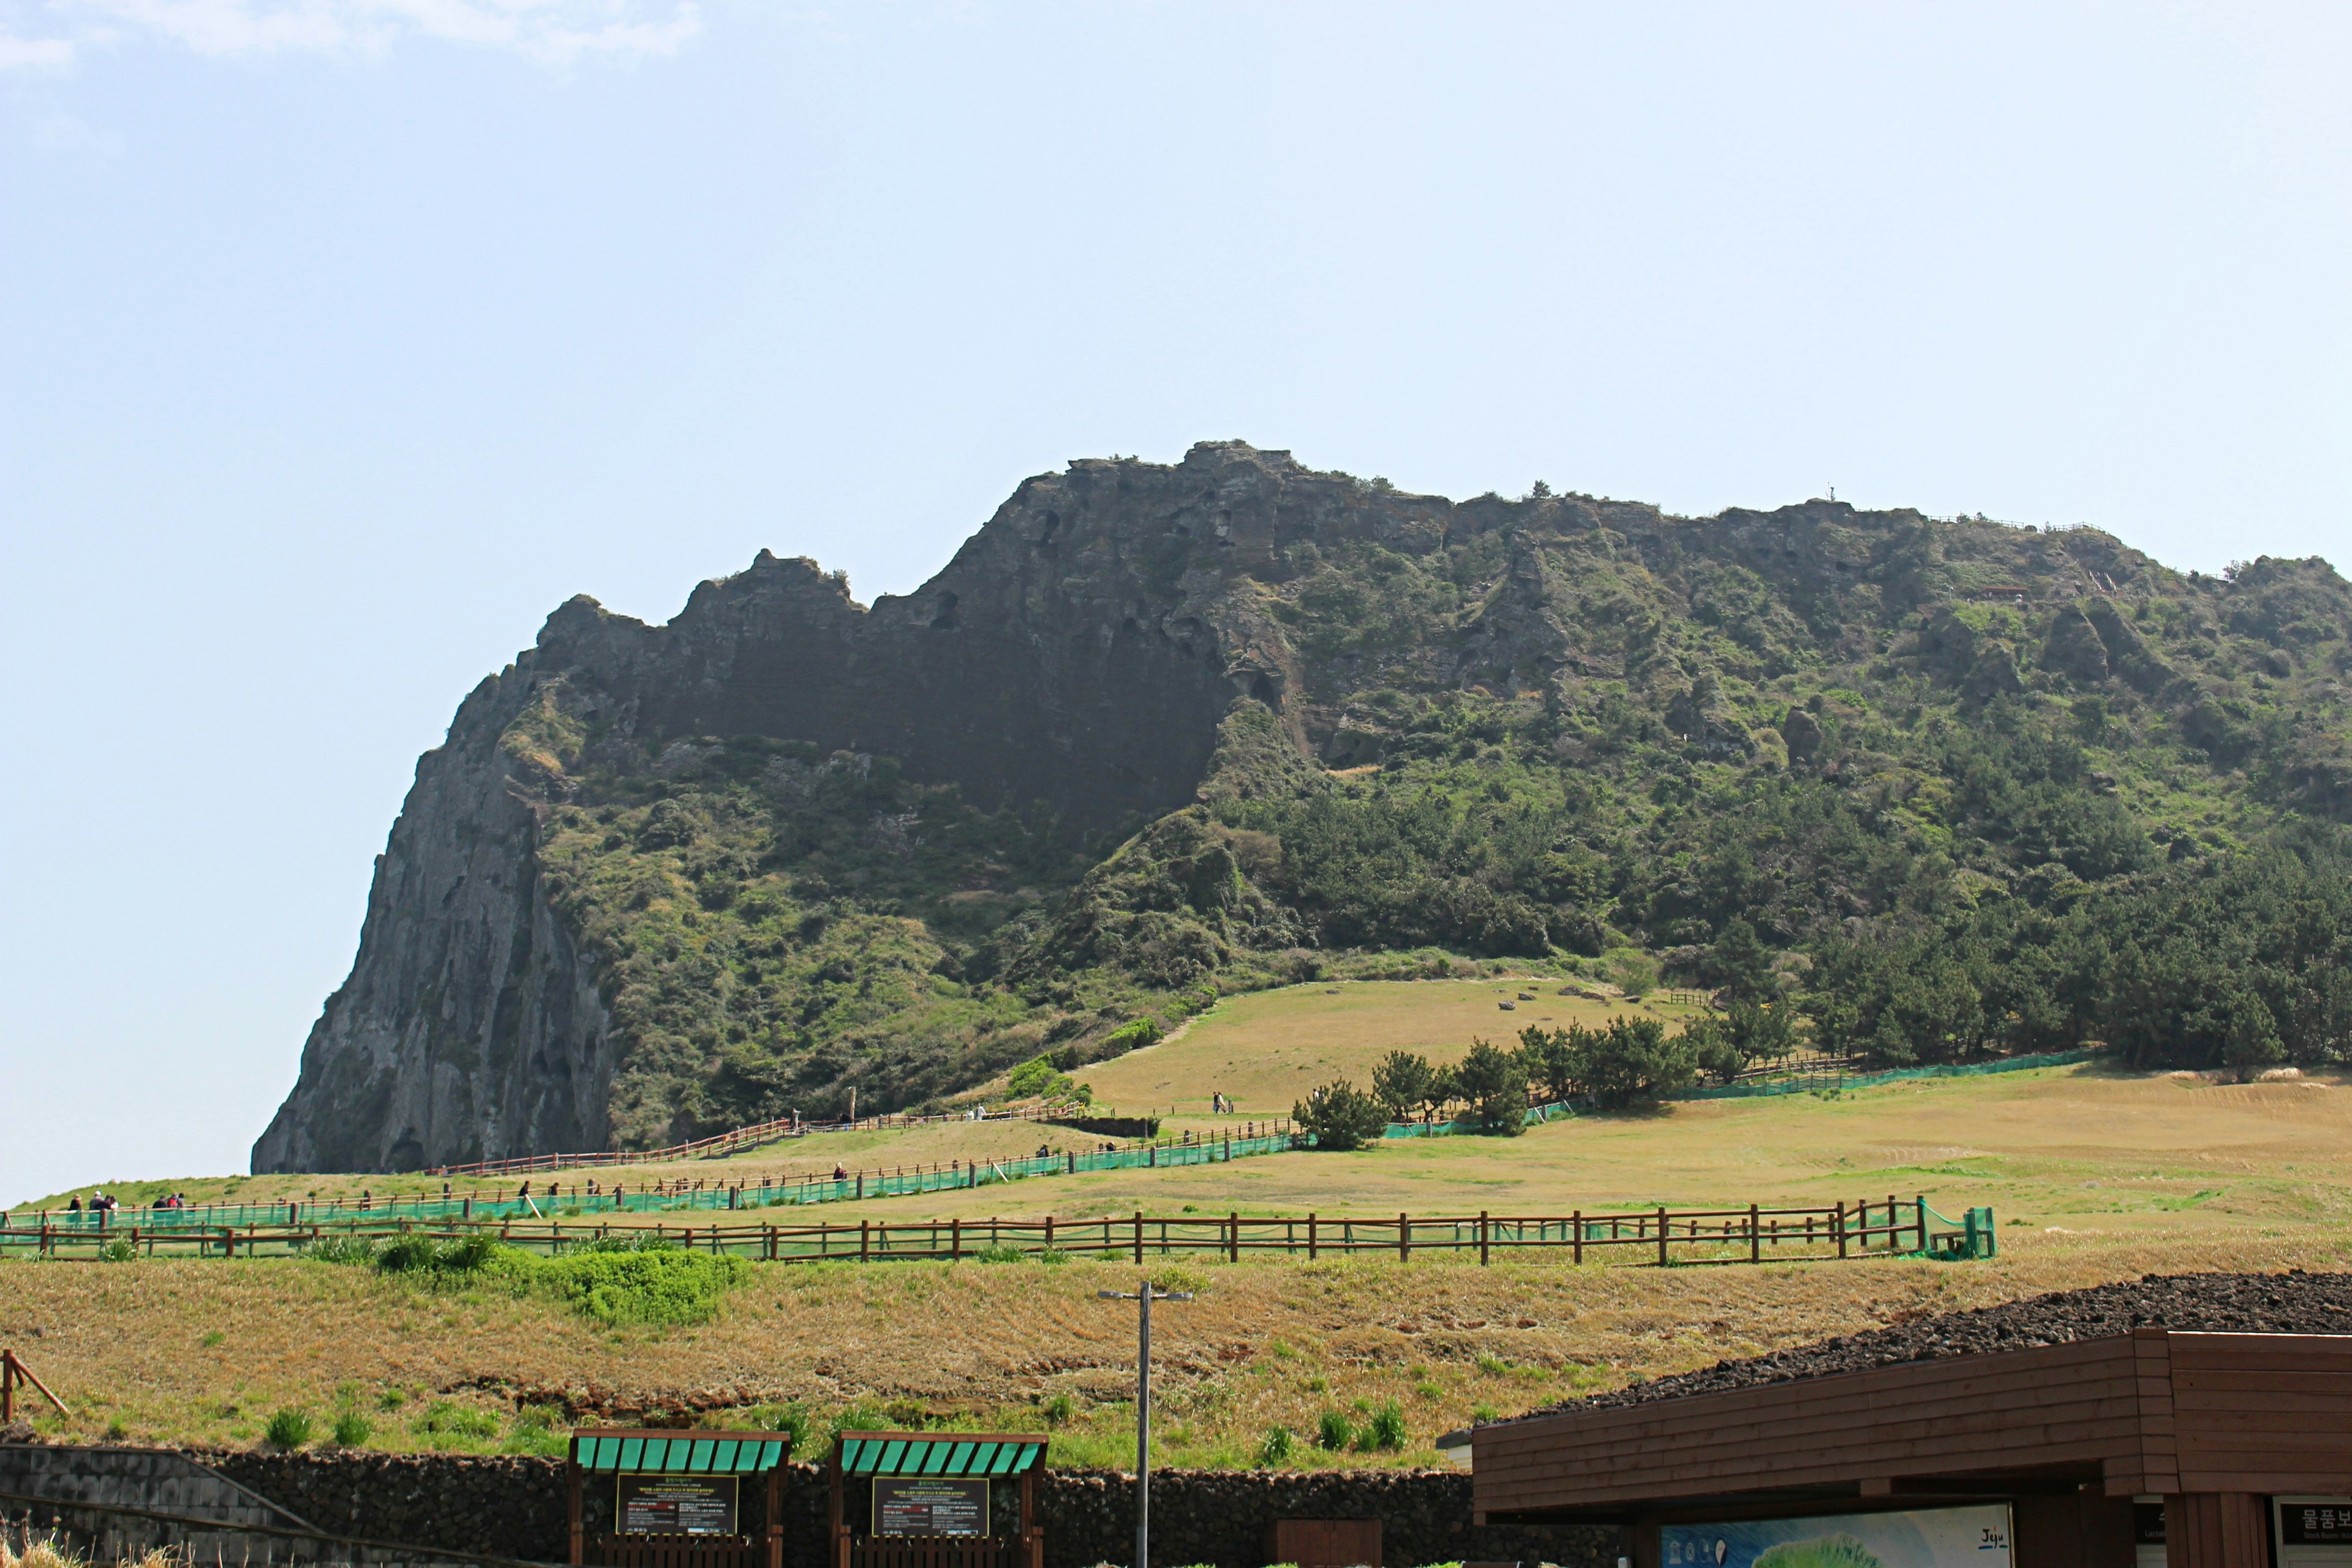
<box><xmin>972</xmin><ymin>1243</ymin><xmax>1026</xmax><ymax>1264</ymax></box>
<box><xmin>331</xmin><ymin>1410</ymin><xmax>372</xmax><ymax>1447</ymax></box>
<box><xmin>1007</xmin><ymin>1055</ymin><xmax>1065</xmax><ymax>1098</ymax></box>
<box><xmin>1360</xmin><ymin>1401</ymin><xmax>1407</xmax><ymax>1450</ymax></box>
<box><xmin>1292</xmin><ymin>1080</ymin><xmax>1390</xmax><ymax>1150</ymax></box>
<box><xmin>374</xmin><ymin>1235</ymin><xmax>440</xmax><ymax>1273</ymax></box>
<box><xmin>309</xmin><ymin>1234</ymin><xmax>377</xmax><ymax>1265</ymax></box>
<box><xmin>1255</xmin><ymin>1425</ymin><xmax>1294</xmax><ymax>1466</ymax></box>
<box><xmin>265</xmin><ymin>1409</ymin><xmax>314</xmax><ymax>1449</ymax></box>
<box><xmin>1102</xmin><ymin>1017</ymin><xmax>1163</xmax><ymax>1054</ymax></box>
<box><xmin>1315</xmin><ymin>1411</ymin><xmax>1354</xmax><ymax>1450</ymax></box>
<box><xmin>1041</xmin><ymin>1393</ymin><xmax>1075</xmax><ymax>1427</ymax></box>
<box><xmin>98</xmin><ymin>1237</ymin><xmax>138</xmax><ymax>1263</ymax></box>
<box><xmin>374</xmin><ymin>1234</ymin><xmax>501</xmax><ymax>1275</ymax></box>
<box><xmin>415</xmin><ymin>1401</ymin><xmax>500</xmax><ymax>1439</ymax></box>
<box><xmin>755</xmin><ymin>1401</ymin><xmax>816</xmax><ymax>1452</ymax></box>
<box><xmin>531</xmin><ymin>1247</ymin><xmax>745</xmax><ymax>1329</ymax></box>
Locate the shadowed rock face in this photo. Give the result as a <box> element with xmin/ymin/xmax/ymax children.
<box><xmin>254</xmin><ymin>442</ymin><xmax>1436</xmax><ymax>1172</ymax></box>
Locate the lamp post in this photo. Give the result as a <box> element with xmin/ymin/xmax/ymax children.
<box><xmin>1099</xmin><ymin>1280</ymin><xmax>1193</xmax><ymax>1568</ymax></box>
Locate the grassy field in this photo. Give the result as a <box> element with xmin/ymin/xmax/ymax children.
<box><xmin>12</xmin><ymin>978</ymin><xmax>1690</xmax><ymax>1212</ymax></box>
<box><xmin>7</xmin><ymin>1054</ymin><xmax>2350</xmax><ymax>1466</ymax></box>
<box><xmin>7</xmin><ymin>1224</ymin><xmax>2346</xmax><ymax>1468</ymax></box>
<box><xmin>1074</xmin><ymin>977</ymin><xmax>1700</xmax><ymax>1117</ymax></box>
<box><xmin>14</xmin><ymin>982</ymin><xmax>2350</xmax><ymax>1468</ymax></box>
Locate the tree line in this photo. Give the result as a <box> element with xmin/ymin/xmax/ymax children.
<box><xmin>1292</xmin><ymin>999</ymin><xmax>1803</xmax><ymax>1148</ymax></box>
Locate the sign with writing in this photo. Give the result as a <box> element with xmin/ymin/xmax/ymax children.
<box><xmin>617</xmin><ymin>1474</ymin><xmax>739</xmax><ymax>1536</ymax></box>
<box><xmin>2280</xmin><ymin>1498</ymin><xmax>2352</xmax><ymax>1547</ymax></box>
<box><xmin>874</xmin><ymin>1477</ymin><xmax>989</xmax><ymax>1537</ymax></box>
<box><xmin>1663</xmin><ymin>1506</ymin><xmax>2012</xmax><ymax>1568</ymax></box>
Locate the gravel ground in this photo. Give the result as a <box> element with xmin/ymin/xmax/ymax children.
<box><xmin>1522</xmin><ymin>1269</ymin><xmax>2352</xmax><ymax>1417</ymax></box>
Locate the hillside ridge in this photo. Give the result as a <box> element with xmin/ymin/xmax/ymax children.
<box><xmin>255</xmin><ymin>441</ymin><xmax>2352</xmax><ymax>1173</ymax></box>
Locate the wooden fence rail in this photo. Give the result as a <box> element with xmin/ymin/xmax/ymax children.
<box><xmin>0</xmin><ymin>1196</ymin><xmax>1970</xmax><ymax>1267</ymax></box>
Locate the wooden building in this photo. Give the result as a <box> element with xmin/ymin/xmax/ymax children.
<box><xmin>1472</xmin><ymin>1329</ymin><xmax>2352</xmax><ymax>1568</ymax></box>
<box><xmin>827</xmin><ymin>1431</ymin><xmax>1047</xmax><ymax>1568</ymax></box>
<box><xmin>567</xmin><ymin>1428</ymin><xmax>794</xmax><ymax>1568</ymax></box>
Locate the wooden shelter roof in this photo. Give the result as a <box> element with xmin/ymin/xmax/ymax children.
<box><xmin>833</xmin><ymin>1433</ymin><xmax>1047</xmax><ymax>1477</ymax></box>
<box><xmin>570</xmin><ymin>1428</ymin><xmax>792</xmax><ymax>1474</ymax></box>
<box><xmin>1472</xmin><ymin>1329</ymin><xmax>2352</xmax><ymax>1523</ymax></box>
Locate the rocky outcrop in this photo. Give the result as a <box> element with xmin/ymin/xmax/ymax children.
<box><xmin>258</xmin><ymin>442</ymin><xmax>1439</xmax><ymax>1172</ymax></box>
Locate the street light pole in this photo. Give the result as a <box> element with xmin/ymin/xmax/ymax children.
<box><xmin>1099</xmin><ymin>1279</ymin><xmax>1193</xmax><ymax>1568</ymax></box>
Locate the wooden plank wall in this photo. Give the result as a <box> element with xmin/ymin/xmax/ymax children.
<box><xmin>1475</xmin><ymin>1339</ymin><xmax>2143</xmax><ymax>1516</ymax></box>
<box><xmin>2170</xmin><ymin>1333</ymin><xmax>2352</xmax><ymax>1496</ymax></box>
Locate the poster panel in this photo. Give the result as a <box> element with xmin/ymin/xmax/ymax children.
<box><xmin>1662</xmin><ymin>1504</ymin><xmax>2012</xmax><ymax>1568</ymax></box>
<box><xmin>874</xmin><ymin>1477</ymin><xmax>990</xmax><ymax>1537</ymax></box>
<box><xmin>616</xmin><ymin>1474</ymin><xmax>739</xmax><ymax>1536</ymax></box>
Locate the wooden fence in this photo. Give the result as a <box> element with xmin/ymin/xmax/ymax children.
<box><xmin>0</xmin><ymin>1196</ymin><xmax>1975</xmax><ymax>1267</ymax></box>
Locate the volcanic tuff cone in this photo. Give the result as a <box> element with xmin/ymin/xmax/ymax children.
<box><xmin>255</xmin><ymin>442</ymin><xmax>2352</xmax><ymax>1174</ymax></box>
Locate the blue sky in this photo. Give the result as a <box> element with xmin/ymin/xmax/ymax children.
<box><xmin>2</xmin><ymin>1</ymin><xmax>2347</xmax><ymax>1203</ymax></box>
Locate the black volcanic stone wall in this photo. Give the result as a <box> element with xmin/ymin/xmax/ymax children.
<box><xmin>213</xmin><ymin>1451</ymin><xmax>1616</xmax><ymax>1568</ymax></box>
<box><xmin>214</xmin><ymin>1452</ymin><xmax>573</xmax><ymax>1560</ymax></box>
<box><xmin>1036</xmin><ymin>1468</ymin><xmax>1615</xmax><ymax>1568</ymax></box>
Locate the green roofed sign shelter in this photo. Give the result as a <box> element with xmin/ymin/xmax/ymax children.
<box><xmin>829</xmin><ymin>1432</ymin><xmax>1049</xmax><ymax>1568</ymax></box>
<box><xmin>568</xmin><ymin>1428</ymin><xmax>792</xmax><ymax>1568</ymax></box>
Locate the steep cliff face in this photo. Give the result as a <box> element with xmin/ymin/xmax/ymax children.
<box><xmin>251</xmin><ymin>673</ymin><xmax>620</xmax><ymax>1174</ymax></box>
<box><xmin>257</xmin><ymin>441</ymin><xmax>2352</xmax><ymax>1172</ymax></box>
<box><xmin>258</xmin><ymin>441</ymin><xmax>1392</xmax><ymax>1171</ymax></box>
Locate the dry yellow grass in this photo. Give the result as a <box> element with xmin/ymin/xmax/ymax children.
<box><xmin>13</xmin><ymin>985</ymin><xmax>2351</xmax><ymax>1472</ymax></box>
<box><xmin>786</xmin><ymin>1063</ymin><xmax>2352</xmax><ymax>1253</ymax></box>
<box><xmin>1076</xmin><ymin>978</ymin><xmax>1697</xmax><ymax>1117</ymax></box>
<box><xmin>4</xmin><ymin>1225</ymin><xmax>2344</xmax><ymax>1469</ymax></box>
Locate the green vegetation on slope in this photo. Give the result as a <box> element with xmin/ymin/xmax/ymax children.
<box><xmin>503</xmin><ymin>491</ymin><xmax>2352</xmax><ymax>1143</ymax></box>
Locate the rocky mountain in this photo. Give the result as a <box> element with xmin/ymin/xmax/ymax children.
<box><xmin>254</xmin><ymin>441</ymin><xmax>2352</xmax><ymax>1174</ymax></box>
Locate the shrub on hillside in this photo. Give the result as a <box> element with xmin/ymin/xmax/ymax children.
<box><xmin>265</xmin><ymin>1409</ymin><xmax>314</xmax><ymax>1449</ymax></box>
<box><xmin>531</xmin><ymin>1246</ymin><xmax>745</xmax><ymax>1329</ymax></box>
<box><xmin>1450</xmin><ymin>1039</ymin><xmax>1528</xmax><ymax>1136</ymax></box>
<box><xmin>1293</xmin><ymin>1080</ymin><xmax>1389</xmax><ymax>1150</ymax></box>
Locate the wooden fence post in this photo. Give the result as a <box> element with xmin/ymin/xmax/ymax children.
<box><xmin>1398</xmin><ymin>1213</ymin><xmax>1410</xmax><ymax>1262</ymax></box>
<box><xmin>861</xmin><ymin>1220</ymin><xmax>870</xmax><ymax>1262</ymax></box>
<box><xmin>1750</xmin><ymin>1204</ymin><xmax>1760</xmax><ymax>1264</ymax></box>
<box><xmin>1133</xmin><ymin>1211</ymin><xmax>1144</xmax><ymax>1264</ymax></box>
<box><xmin>1307</xmin><ymin>1213</ymin><xmax>1317</xmax><ymax>1261</ymax></box>
<box><xmin>1835</xmin><ymin>1200</ymin><xmax>1847</xmax><ymax>1258</ymax></box>
<box><xmin>1229</xmin><ymin>1213</ymin><xmax>1239</xmax><ymax>1262</ymax></box>
<box><xmin>1656</xmin><ymin>1206</ymin><xmax>1668</xmax><ymax>1267</ymax></box>
<box><xmin>1479</xmin><ymin>1211</ymin><xmax>1490</xmax><ymax>1267</ymax></box>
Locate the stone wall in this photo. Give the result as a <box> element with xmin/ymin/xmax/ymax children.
<box><xmin>213</xmin><ymin>1450</ymin><xmax>1619</xmax><ymax>1568</ymax></box>
<box><xmin>215</xmin><ymin>1452</ymin><xmax>573</xmax><ymax>1562</ymax></box>
<box><xmin>0</xmin><ymin>1443</ymin><xmax>532</xmax><ymax>1568</ymax></box>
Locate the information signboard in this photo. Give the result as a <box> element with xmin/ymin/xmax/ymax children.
<box><xmin>1663</xmin><ymin>1504</ymin><xmax>2012</xmax><ymax>1568</ymax></box>
<box><xmin>874</xmin><ymin>1477</ymin><xmax>989</xmax><ymax>1537</ymax></box>
<box><xmin>2276</xmin><ymin>1496</ymin><xmax>2352</xmax><ymax>1568</ymax></box>
<box><xmin>617</xmin><ymin>1474</ymin><xmax>739</xmax><ymax>1536</ymax></box>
